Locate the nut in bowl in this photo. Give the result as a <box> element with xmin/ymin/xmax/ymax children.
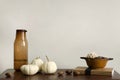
<box><xmin>80</xmin><ymin>56</ymin><xmax>113</xmax><ymax>69</ymax></box>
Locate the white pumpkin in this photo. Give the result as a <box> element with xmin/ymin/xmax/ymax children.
<box><xmin>86</xmin><ymin>52</ymin><xmax>98</xmax><ymax>58</ymax></box>
<box><xmin>31</xmin><ymin>56</ymin><xmax>43</xmax><ymax>71</ymax></box>
<box><xmin>42</xmin><ymin>56</ymin><xmax>57</xmax><ymax>74</ymax></box>
<box><xmin>20</xmin><ymin>64</ymin><xmax>39</xmax><ymax>75</ymax></box>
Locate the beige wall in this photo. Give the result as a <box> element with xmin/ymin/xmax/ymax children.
<box><xmin>0</xmin><ymin>0</ymin><xmax>120</xmax><ymax>74</ymax></box>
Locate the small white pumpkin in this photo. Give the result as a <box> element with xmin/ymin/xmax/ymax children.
<box><xmin>20</xmin><ymin>64</ymin><xmax>39</xmax><ymax>75</ymax></box>
<box><xmin>42</xmin><ymin>56</ymin><xmax>57</xmax><ymax>74</ymax></box>
<box><xmin>31</xmin><ymin>56</ymin><xmax>43</xmax><ymax>71</ymax></box>
<box><xmin>86</xmin><ymin>52</ymin><xmax>98</xmax><ymax>58</ymax></box>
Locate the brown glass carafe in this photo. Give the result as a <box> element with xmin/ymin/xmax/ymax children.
<box><xmin>14</xmin><ymin>29</ymin><xmax>28</xmax><ymax>70</ymax></box>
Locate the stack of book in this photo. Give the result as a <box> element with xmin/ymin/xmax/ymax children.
<box><xmin>73</xmin><ymin>66</ymin><xmax>114</xmax><ymax>76</ymax></box>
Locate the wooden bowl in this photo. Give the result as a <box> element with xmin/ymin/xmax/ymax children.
<box><xmin>80</xmin><ymin>57</ymin><xmax>113</xmax><ymax>69</ymax></box>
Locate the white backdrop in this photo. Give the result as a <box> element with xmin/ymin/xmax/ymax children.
<box><xmin>0</xmin><ymin>0</ymin><xmax>120</xmax><ymax>74</ymax></box>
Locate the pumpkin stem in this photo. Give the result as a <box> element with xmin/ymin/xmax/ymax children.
<box><xmin>46</xmin><ymin>56</ymin><xmax>49</xmax><ymax>61</ymax></box>
<box><xmin>36</xmin><ymin>56</ymin><xmax>40</xmax><ymax>59</ymax></box>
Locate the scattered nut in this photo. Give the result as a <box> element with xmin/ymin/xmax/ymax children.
<box><xmin>58</xmin><ymin>71</ymin><xmax>64</xmax><ymax>77</ymax></box>
<box><xmin>65</xmin><ymin>70</ymin><xmax>72</xmax><ymax>75</ymax></box>
<box><xmin>5</xmin><ymin>72</ymin><xmax>13</xmax><ymax>78</ymax></box>
<box><xmin>73</xmin><ymin>71</ymin><xmax>80</xmax><ymax>76</ymax></box>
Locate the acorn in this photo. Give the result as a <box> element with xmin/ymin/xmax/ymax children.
<box><xmin>73</xmin><ymin>71</ymin><xmax>80</xmax><ymax>76</ymax></box>
<box><xmin>5</xmin><ymin>72</ymin><xmax>13</xmax><ymax>78</ymax></box>
<box><xmin>58</xmin><ymin>71</ymin><xmax>64</xmax><ymax>77</ymax></box>
<box><xmin>65</xmin><ymin>70</ymin><xmax>72</xmax><ymax>75</ymax></box>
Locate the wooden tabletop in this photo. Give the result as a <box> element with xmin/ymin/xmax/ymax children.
<box><xmin>0</xmin><ymin>69</ymin><xmax>120</xmax><ymax>80</ymax></box>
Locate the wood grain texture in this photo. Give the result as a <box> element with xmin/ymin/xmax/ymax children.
<box><xmin>0</xmin><ymin>69</ymin><xmax>120</xmax><ymax>80</ymax></box>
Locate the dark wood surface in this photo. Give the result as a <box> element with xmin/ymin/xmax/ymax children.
<box><xmin>0</xmin><ymin>69</ymin><xmax>120</xmax><ymax>80</ymax></box>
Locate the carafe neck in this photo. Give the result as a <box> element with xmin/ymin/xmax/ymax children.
<box><xmin>15</xmin><ymin>29</ymin><xmax>27</xmax><ymax>40</ymax></box>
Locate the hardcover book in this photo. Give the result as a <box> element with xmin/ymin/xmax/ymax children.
<box><xmin>73</xmin><ymin>66</ymin><xmax>114</xmax><ymax>76</ymax></box>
